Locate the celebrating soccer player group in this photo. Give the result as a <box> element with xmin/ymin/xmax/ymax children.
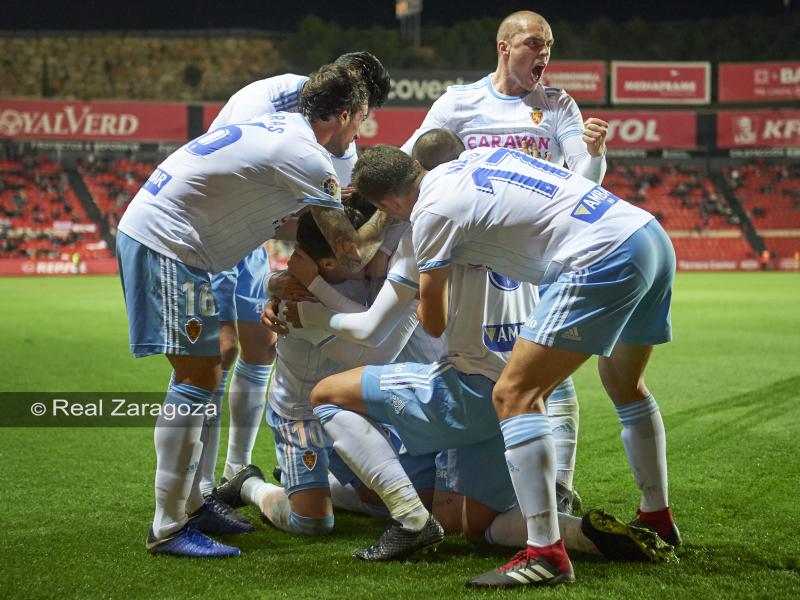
<box><xmin>117</xmin><ymin>10</ymin><xmax>681</xmax><ymax>589</ymax></box>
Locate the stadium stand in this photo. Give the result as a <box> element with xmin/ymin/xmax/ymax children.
<box><xmin>77</xmin><ymin>157</ymin><xmax>157</xmax><ymax>233</ymax></box>
<box><xmin>604</xmin><ymin>162</ymin><xmax>754</xmax><ymax>263</ymax></box>
<box><xmin>724</xmin><ymin>164</ymin><xmax>800</xmax><ymax>263</ymax></box>
<box><xmin>0</xmin><ymin>153</ymin><xmax>110</xmax><ymax>259</ymax></box>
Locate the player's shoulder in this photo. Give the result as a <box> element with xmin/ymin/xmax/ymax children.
<box><xmin>541</xmin><ymin>85</ymin><xmax>578</xmax><ymax>107</ymax></box>
<box><xmin>437</xmin><ymin>75</ymin><xmax>489</xmax><ymax>102</ymax></box>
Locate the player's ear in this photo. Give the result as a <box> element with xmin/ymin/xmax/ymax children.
<box><xmin>318</xmin><ymin>257</ymin><xmax>337</xmax><ymax>272</ymax></box>
<box><xmin>498</xmin><ymin>39</ymin><xmax>509</xmax><ymax>56</ymax></box>
<box><xmin>338</xmin><ymin>109</ymin><xmax>351</xmax><ymax>124</ymax></box>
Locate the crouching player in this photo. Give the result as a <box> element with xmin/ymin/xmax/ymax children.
<box><xmin>213</xmin><ymin>207</ymin><xmax>435</xmax><ymax>535</ymax></box>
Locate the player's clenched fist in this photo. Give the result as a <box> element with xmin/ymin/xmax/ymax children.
<box><xmin>582</xmin><ymin>117</ymin><xmax>608</xmax><ymax>157</ymax></box>
<box><xmin>262</xmin><ymin>297</ymin><xmax>289</xmax><ymax>335</ymax></box>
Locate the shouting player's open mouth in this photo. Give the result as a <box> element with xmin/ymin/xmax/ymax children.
<box><xmin>532</xmin><ymin>64</ymin><xmax>546</xmax><ymax>85</ymax></box>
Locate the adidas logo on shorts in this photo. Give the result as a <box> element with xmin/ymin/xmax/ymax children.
<box><xmin>561</xmin><ymin>327</ymin><xmax>582</xmax><ymax>341</ymax></box>
<box><xmin>391</xmin><ymin>395</ymin><xmax>406</xmax><ymax>415</ymax></box>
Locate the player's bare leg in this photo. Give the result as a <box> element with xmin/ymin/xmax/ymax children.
<box><xmin>468</xmin><ymin>340</ymin><xmax>588</xmax><ymax>588</ymax></box>
<box><xmin>599</xmin><ymin>342</ymin><xmax>680</xmax><ymax>546</ymax></box>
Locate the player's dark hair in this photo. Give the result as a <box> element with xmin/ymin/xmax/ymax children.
<box><xmin>301</xmin><ymin>64</ymin><xmax>369</xmax><ymax>122</ymax></box>
<box><xmin>296</xmin><ymin>202</ymin><xmax>370</xmax><ymax>263</ymax></box>
<box><xmin>411</xmin><ymin>129</ymin><xmax>465</xmax><ymax>170</ymax></box>
<box><xmin>352</xmin><ymin>145</ymin><xmax>423</xmax><ymax>205</ymax></box>
<box><xmin>333</xmin><ymin>51</ymin><xmax>391</xmax><ymax>109</ymax></box>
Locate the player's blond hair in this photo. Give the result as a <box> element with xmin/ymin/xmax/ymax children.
<box><xmin>496</xmin><ymin>11</ymin><xmax>548</xmax><ymax>45</ymax></box>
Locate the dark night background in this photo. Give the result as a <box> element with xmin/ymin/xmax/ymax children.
<box><xmin>5</xmin><ymin>1</ymin><xmax>798</xmax><ymax>31</ymax></box>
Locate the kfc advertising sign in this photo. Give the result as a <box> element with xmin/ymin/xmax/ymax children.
<box><xmin>719</xmin><ymin>62</ymin><xmax>800</xmax><ymax>103</ymax></box>
<box><xmin>589</xmin><ymin>111</ymin><xmax>697</xmax><ymax>148</ymax></box>
<box><xmin>541</xmin><ymin>61</ymin><xmax>606</xmax><ymax>103</ymax></box>
<box><xmin>717</xmin><ymin>110</ymin><xmax>800</xmax><ymax>148</ymax></box>
<box><xmin>0</xmin><ymin>99</ymin><xmax>188</xmax><ymax>141</ymax></box>
<box><xmin>612</xmin><ymin>62</ymin><xmax>710</xmax><ymax>105</ymax></box>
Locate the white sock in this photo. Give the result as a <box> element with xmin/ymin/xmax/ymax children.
<box><xmin>328</xmin><ymin>474</ymin><xmax>389</xmax><ymax>518</ymax></box>
<box><xmin>223</xmin><ymin>359</ymin><xmax>271</xmax><ymax>479</ymax></box>
<box><xmin>501</xmin><ymin>413</ymin><xmax>559</xmax><ymax>547</ymax></box>
<box><xmin>152</xmin><ymin>384</ymin><xmax>210</xmax><ymax>540</ymax></box>
<box><xmin>616</xmin><ymin>396</ymin><xmax>669</xmax><ymax>512</ymax></box>
<box><xmin>198</xmin><ymin>370</ymin><xmax>228</xmax><ymax>495</ymax></box>
<box><xmin>241</xmin><ymin>477</ymin><xmax>292</xmax><ymax>531</ymax></box>
<box><xmin>548</xmin><ymin>380</ymin><xmax>579</xmax><ymax>490</ymax></box>
<box><xmin>316</xmin><ymin>406</ymin><xmax>428</xmax><ymax>530</ymax></box>
<box><xmin>485</xmin><ymin>506</ymin><xmax>600</xmax><ymax>556</ymax></box>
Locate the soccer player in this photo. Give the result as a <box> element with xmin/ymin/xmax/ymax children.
<box><xmin>316</xmin><ymin>143</ymin><xmax>678</xmax><ymax>587</ymax></box>
<box><xmin>400</xmin><ymin>11</ymin><xmax>610</xmax><ymax>510</ymax></box>
<box><xmin>195</xmin><ymin>53</ymin><xmax>391</xmax><ymax>512</ymax></box>
<box><xmin>116</xmin><ymin>64</ymin><xmax>389</xmax><ymax>558</ymax></box>
<box><xmin>282</xmin><ymin>130</ymin><xmax>673</xmax><ymax>566</ymax></box>
<box><xmin>212</xmin><ymin>208</ymin><xmax>435</xmax><ymax>535</ymax></box>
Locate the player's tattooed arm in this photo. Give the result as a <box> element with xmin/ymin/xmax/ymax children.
<box><xmin>417</xmin><ymin>267</ymin><xmax>449</xmax><ymax>337</ymax></box>
<box><xmin>310</xmin><ymin>205</ymin><xmax>389</xmax><ymax>273</ymax></box>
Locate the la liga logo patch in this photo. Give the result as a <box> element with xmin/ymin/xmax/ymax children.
<box><xmin>321</xmin><ymin>175</ymin><xmax>340</xmax><ymax>198</ymax></box>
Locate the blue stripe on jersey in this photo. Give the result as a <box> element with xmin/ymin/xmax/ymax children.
<box><xmin>448</xmin><ymin>77</ymin><xmax>488</xmax><ymax>92</ymax></box>
<box><xmin>297</xmin><ymin>197</ymin><xmax>342</xmax><ymax>209</ymax></box>
<box><xmin>419</xmin><ymin>259</ymin><xmax>450</xmax><ymax>272</ymax></box>
<box><xmin>556</xmin><ymin>128</ymin><xmax>583</xmax><ymax>143</ymax></box>
<box><xmin>483</xmin><ymin>76</ymin><xmax>528</xmax><ymax>101</ymax></box>
<box><xmin>387</xmin><ymin>273</ymin><xmax>419</xmax><ymax>290</ymax></box>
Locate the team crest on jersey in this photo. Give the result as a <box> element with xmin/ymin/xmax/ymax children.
<box><xmin>302</xmin><ymin>449</ymin><xmax>317</xmax><ymax>471</ymax></box>
<box><xmin>321</xmin><ymin>175</ymin><xmax>340</xmax><ymax>198</ymax></box>
<box><xmin>530</xmin><ymin>107</ymin><xmax>544</xmax><ymax>125</ymax></box>
<box><xmin>184</xmin><ymin>318</ymin><xmax>203</xmax><ymax>344</ymax></box>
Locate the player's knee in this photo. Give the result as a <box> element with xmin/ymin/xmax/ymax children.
<box><xmin>288</xmin><ymin>512</ymin><xmax>334</xmax><ymax>536</ymax></box>
<box><xmin>310</xmin><ymin>378</ymin><xmax>337</xmax><ymax>408</ymax></box>
<box><xmin>492</xmin><ymin>379</ymin><xmax>520</xmax><ymax>418</ymax></box>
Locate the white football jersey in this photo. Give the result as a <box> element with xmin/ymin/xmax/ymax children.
<box><xmin>270</xmin><ymin>279</ymin><xmax>370</xmax><ymax>420</ymax></box>
<box><xmin>386</xmin><ymin>233</ymin><xmax>448</xmax><ymax>363</ymax></box>
<box><xmin>210</xmin><ymin>73</ymin><xmax>358</xmax><ymax>186</ymax></box>
<box><xmin>118</xmin><ymin>112</ymin><xmax>343</xmax><ymax>272</ymax></box>
<box><xmin>444</xmin><ymin>266</ymin><xmax>537</xmax><ymax>381</ymax></box>
<box><xmin>401</xmin><ymin>75</ymin><xmax>585</xmax><ymax>170</ymax></box>
<box><xmin>411</xmin><ymin>147</ymin><xmax>653</xmax><ymax>284</ymax></box>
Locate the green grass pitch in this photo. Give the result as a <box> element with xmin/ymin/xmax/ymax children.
<box><xmin>1</xmin><ymin>273</ymin><xmax>798</xmax><ymax>599</ymax></box>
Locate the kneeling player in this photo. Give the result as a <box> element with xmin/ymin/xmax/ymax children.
<box><xmin>214</xmin><ymin>208</ymin><xmax>434</xmax><ymax>534</ymax></box>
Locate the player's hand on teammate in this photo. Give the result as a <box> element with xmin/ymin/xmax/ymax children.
<box><xmin>365</xmin><ymin>249</ymin><xmax>389</xmax><ymax>280</ymax></box>
<box><xmin>268</xmin><ymin>270</ymin><xmax>314</xmax><ymax>301</ymax></box>
<box><xmin>287</xmin><ymin>248</ymin><xmax>319</xmax><ymax>287</ymax></box>
<box><xmin>340</xmin><ymin>185</ymin><xmax>356</xmax><ymax>201</ymax></box>
<box><xmin>262</xmin><ymin>297</ymin><xmax>290</xmax><ymax>335</ymax></box>
<box><xmin>520</xmin><ymin>139</ymin><xmax>552</xmax><ymax>162</ymax></box>
<box><xmin>282</xmin><ymin>301</ymin><xmax>302</xmax><ymax>328</ymax></box>
<box><xmin>583</xmin><ymin>117</ymin><xmax>609</xmax><ymax>157</ymax></box>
